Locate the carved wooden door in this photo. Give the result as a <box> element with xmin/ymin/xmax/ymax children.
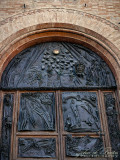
<box><xmin>0</xmin><ymin>42</ymin><xmax>120</xmax><ymax>160</ymax></box>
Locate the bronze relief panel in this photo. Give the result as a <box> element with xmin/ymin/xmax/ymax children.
<box><xmin>104</xmin><ymin>93</ymin><xmax>120</xmax><ymax>160</ymax></box>
<box><xmin>18</xmin><ymin>92</ymin><xmax>55</xmax><ymax>131</ymax></box>
<box><xmin>0</xmin><ymin>94</ymin><xmax>14</xmax><ymax>160</ymax></box>
<box><xmin>62</xmin><ymin>92</ymin><xmax>101</xmax><ymax>132</ymax></box>
<box><xmin>18</xmin><ymin>138</ymin><xmax>56</xmax><ymax>158</ymax></box>
<box><xmin>65</xmin><ymin>135</ymin><xmax>104</xmax><ymax>157</ymax></box>
<box><xmin>1</xmin><ymin>42</ymin><xmax>116</xmax><ymax>89</ymax></box>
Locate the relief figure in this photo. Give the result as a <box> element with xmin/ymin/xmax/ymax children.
<box><xmin>62</xmin><ymin>92</ymin><xmax>100</xmax><ymax>132</ymax></box>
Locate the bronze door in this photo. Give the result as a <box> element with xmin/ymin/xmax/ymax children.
<box><xmin>0</xmin><ymin>42</ymin><xmax>120</xmax><ymax>160</ymax></box>
<box><xmin>0</xmin><ymin>90</ymin><xmax>119</xmax><ymax>160</ymax></box>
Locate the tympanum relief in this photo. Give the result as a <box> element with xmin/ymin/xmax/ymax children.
<box><xmin>1</xmin><ymin>42</ymin><xmax>116</xmax><ymax>89</ymax></box>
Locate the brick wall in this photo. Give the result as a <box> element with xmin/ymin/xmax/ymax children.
<box><xmin>0</xmin><ymin>0</ymin><xmax>120</xmax><ymax>26</ymax></box>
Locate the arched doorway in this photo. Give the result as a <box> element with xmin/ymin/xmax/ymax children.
<box><xmin>0</xmin><ymin>41</ymin><xmax>120</xmax><ymax>160</ymax></box>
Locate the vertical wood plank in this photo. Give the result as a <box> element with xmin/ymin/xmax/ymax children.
<box><xmin>0</xmin><ymin>91</ymin><xmax>3</xmax><ymax>138</ymax></box>
<box><xmin>12</xmin><ymin>91</ymin><xmax>20</xmax><ymax>160</ymax></box>
<box><xmin>99</xmin><ymin>90</ymin><xmax>113</xmax><ymax>160</ymax></box>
